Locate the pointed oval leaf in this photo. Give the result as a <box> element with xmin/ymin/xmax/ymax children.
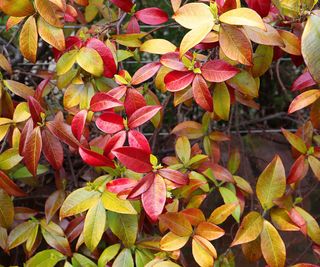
<box><xmin>19</xmin><ymin>16</ymin><xmax>38</xmax><ymax>63</ymax></box>
<box><xmin>77</xmin><ymin>47</ymin><xmax>104</xmax><ymax>76</ymax></box>
<box><xmin>288</xmin><ymin>89</ymin><xmax>320</xmax><ymax>113</ymax></box>
<box><xmin>128</xmin><ymin>105</ymin><xmax>162</xmax><ymax>129</ymax></box>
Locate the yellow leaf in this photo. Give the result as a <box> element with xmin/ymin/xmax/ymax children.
<box><xmin>76</xmin><ymin>47</ymin><xmax>104</xmax><ymax>77</ymax></box>
<box><xmin>171</xmin><ymin>0</ymin><xmax>182</xmax><ymax>12</ymax></box>
<box><xmin>0</xmin><ymin>148</ymin><xmax>23</xmax><ymax>170</ymax></box>
<box><xmin>35</xmin><ymin>0</ymin><xmax>64</xmax><ymax>27</ymax></box>
<box><xmin>308</xmin><ymin>155</ymin><xmax>320</xmax><ymax>180</ymax></box>
<box><xmin>19</xmin><ymin>16</ymin><xmax>38</xmax><ymax>63</ymax></box>
<box><xmin>213</xmin><ymin>82</ymin><xmax>230</xmax><ymax>121</ymax></box>
<box><xmin>219</xmin><ymin>24</ymin><xmax>253</xmax><ymax>66</ymax></box>
<box><xmin>244</xmin><ymin>24</ymin><xmax>285</xmax><ymax>47</ymax></box>
<box><xmin>175</xmin><ymin>136</ymin><xmax>191</xmax><ymax>164</ymax></box>
<box><xmin>173</xmin><ymin>3</ymin><xmax>213</xmax><ymax>29</ymax></box>
<box><xmin>231</xmin><ymin>211</ymin><xmax>263</xmax><ymax>246</ymax></box>
<box><xmin>302</xmin><ymin>15</ymin><xmax>320</xmax><ymax>83</ymax></box>
<box><xmin>6</xmin><ymin>16</ymin><xmax>25</xmax><ymax>30</ymax></box>
<box><xmin>140</xmin><ymin>39</ymin><xmax>176</xmax><ymax>55</ymax></box>
<box><xmin>13</xmin><ymin>102</ymin><xmax>30</xmax><ymax>123</ymax></box>
<box><xmin>260</xmin><ymin>220</ymin><xmax>286</xmax><ymax>267</ymax></box>
<box><xmin>160</xmin><ymin>232</ymin><xmax>189</xmax><ymax>251</ymax></box>
<box><xmin>270</xmin><ymin>208</ymin><xmax>300</xmax><ymax>231</ymax></box>
<box><xmin>219</xmin><ymin>8</ymin><xmax>266</xmax><ymax>30</ymax></box>
<box><xmin>0</xmin><ymin>0</ymin><xmax>34</xmax><ymax>17</ymax></box>
<box><xmin>37</xmin><ymin>17</ymin><xmax>65</xmax><ymax>51</ymax></box>
<box><xmin>56</xmin><ymin>49</ymin><xmax>78</xmax><ymax>75</ymax></box>
<box><xmin>3</xmin><ymin>80</ymin><xmax>34</xmax><ymax>99</ymax></box>
<box><xmin>180</xmin><ymin>21</ymin><xmax>214</xmax><ymax>56</ymax></box>
<box><xmin>84</xmin><ymin>200</ymin><xmax>106</xmax><ymax>252</ymax></box>
<box><xmin>0</xmin><ymin>189</ymin><xmax>14</xmax><ymax>229</ymax></box>
<box><xmin>278</xmin><ymin>30</ymin><xmax>301</xmax><ymax>56</ymax></box>
<box><xmin>101</xmin><ymin>190</ymin><xmax>137</xmax><ymax>215</ymax></box>
<box><xmin>227</xmin><ymin>70</ymin><xmax>258</xmax><ymax>97</ymax></box>
<box><xmin>208</xmin><ymin>202</ymin><xmax>238</xmax><ymax>225</ymax></box>
<box><xmin>192</xmin><ymin>235</ymin><xmax>217</xmax><ymax>267</ymax></box>
<box><xmin>256</xmin><ymin>155</ymin><xmax>286</xmax><ymax>210</ymax></box>
<box><xmin>0</xmin><ymin>53</ymin><xmax>12</xmax><ymax>74</ymax></box>
<box><xmin>288</xmin><ymin>89</ymin><xmax>320</xmax><ymax>114</ymax></box>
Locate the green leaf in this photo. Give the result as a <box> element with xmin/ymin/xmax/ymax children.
<box><xmin>101</xmin><ymin>190</ymin><xmax>137</xmax><ymax>215</ymax></box>
<box><xmin>175</xmin><ymin>136</ymin><xmax>191</xmax><ymax>164</ymax></box>
<box><xmin>0</xmin><ymin>148</ymin><xmax>23</xmax><ymax>170</ymax></box>
<box><xmin>60</xmin><ymin>188</ymin><xmax>100</xmax><ymax>219</ymax></box>
<box><xmin>281</xmin><ymin>128</ymin><xmax>307</xmax><ymax>154</ymax></box>
<box><xmin>57</xmin><ymin>49</ymin><xmax>78</xmax><ymax>75</ymax></box>
<box><xmin>72</xmin><ymin>253</ymin><xmax>97</xmax><ymax>267</ymax></box>
<box><xmin>227</xmin><ymin>70</ymin><xmax>258</xmax><ymax>98</ymax></box>
<box><xmin>12</xmin><ymin>165</ymin><xmax>48</xmax><ymax>179</ymax></box>
<box><xmin>77</xmin><ymin>47</ymin><xmax>104</xmax><ymax>76</ymax></box>
<box><xmin>26</xmin><ymin>249</ymin><xmax>66</xmax><ymax>267</ymax></box>
<box><xmin>8</xmin><ymin>221</ymin><xmax>37</xmax><ymax>249</ymax></box>
<box><xmin>260</xmin><ymin>220</ymin><xmax>286</xmax><ymax>267</ymax></box>
<box><xmin>302</xmin><ymin>15</ymin><xmax>320</xmax><ymax>83</ymax></box>
<box><xmin>113</xmin><ymin>248</ymin><xmax>134</xmax><ymax>267</ymax></box>
<box><xmin>84</xmin><ymin>200</ymin><xmax>106</xmax><ymax>252</ymax></box>
<box><xmin>219</xmin><ymin>187</ymin><xmax>240</xmax><ymax>222</ymax></box>
<box><xmin>108</xmin><ymin>212</ymin><xmax>138</xmax><ymax>247</ymax></box>
<box><xmin>135</xmin><ymin>249</ymin><xmax>154</xmax><ymax>267</ymax></box>
<box><xmin>252</xmin><ymin>45</ymin><xmax>273</xmax><ymax>78</ymax></box>
<box><xmin>0</xmin><ymin>189</ymin><xmax>14</xmax><ymax>229</ymax></box>
<box><xmin>98</xmin><ymin>244</ymin><xmax>121</xmax><ymax>267</ymax></box>
<box><xmin>231</xmin><ymin>211</ymin><xmax>263</xmax><ymax>246</ymax></box>
<box><xmin>213</xmin><ymin>82</ymin><xmax>230</xmax><ymax>121</ymax></box>
<box><xmin>256</xmin><ymin>155</ymin><xmax>286</xmax><ymax>210</ymax></box>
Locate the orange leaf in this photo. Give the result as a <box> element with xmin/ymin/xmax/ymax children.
<box><xmin>159</xmin><ymin>212</ymin><xmax>193</xmax><ymax>237</ymax></box>
<box><xmin>192</xmin><ymin>235</ymin><xmax>217</xmax><ymax>267</ymax></box>
<box><xmin>288</xmin><ymin>89</ymin><xmax>320</xmax><ymax>113</ymax></box>
<box><xmin>24</xmin><ymin>126</ymin><xmax>42</xmax><ymax>177</ymax></box>
<box><xmin>19</xmin><ymin>16</ymin><xmax>38</xmax><ymax>63</ymax></box>
<box><xmin>35</xmin><ymin>0</ymin><xmax>64</xmax><ymax>27</ymax></box>
<box><xmin>195</xmin><ymin>222</ymin><xmax>224</xmax><ymax>241</ymax></box>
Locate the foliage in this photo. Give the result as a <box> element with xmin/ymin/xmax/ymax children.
<box><xmin>0</xmin><ymin>0</ymin><xmax>319</xmax><ymax>266</ymax></box>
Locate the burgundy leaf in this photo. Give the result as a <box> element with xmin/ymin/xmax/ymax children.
<box><xmin>42</xmin><ymin>128</ymin><xmax>63</xmax><ymax>170</ymax></box>
<box><xmin>245</xmin><ymin>0</ymin><xmax>271</xmax><ymax>17</ymax></box>
<box><xmin>90</xmin><ymin>92</ymin><xmax>123</xmax><ymax>112</ymax></box>
<box><xmin>79</xmin><ymin>146</ymin><xmax>115</xmax><ymax>168</ymax></box>
<box><xmin>124</xmin><ymin>88</ymin><xmax>146</xmax><ymax>117</ymax></box>
<box><xmin>158</xmin><ymin>168</ymin><xmax>189</xmax><ymax>185</ymax></box>
<box><xmin>24</xmin><ymin>126</ymin><xmax>42</xmax><ymax>176</ymax></box>
<box><xmin>164</xmin><ymin>71</ymin><xmax>195</xmax><ymax>92</ymax></box>
<box><xmin>110</xmin><ymin>0</ymin><xmax>134</xmax><ymax>12</ymax></box>
<box><xmin>85</xmin><ymin>38</ymin><xmax>117</xmax><ymax>78</ymax></box>
<box><xmin>71</xmin><ymin>110</ymin><xmax>87</xmax><ymax>141</ymax></box>
<box><xmin>28</xmin><ymin>96</ymin><xmax>45</xmax><ymax>124</ymax></box>
<box><xmin>160</xmin><ymin>52</ymin><xmax>187</xmax><ymax>71</ymax></box>
<box><xmin>135</xmin><ymin>8</ymin><xmax>168</xmax><ymax>25</ymax></box>
<box><xmin>201</xmin><ymin>60</ymin><xmax>239</xmax><ymax>82</ymax></box>
<box><xmin>291</xmin><ymin>71</ymin><xmax>317</xmax><ymax>92</ymax></box>
<box><xmin>128</xmin><ymin>130</ymin><xmax>151</xmax><ymax>153</ymax></box>
<box><xmin>192</xmin><ymin>74</ymin><xmax>213</xmax><ymax>112</ymax></box>
<box><xmin>96</xmin><ymin>112</ymin><xmax>124</xmax><ymax>134</ymax></box>
<box><xmin>128</xmin><ymin>105</ymin><xmax>162</xmax><ymax>129</ymax></box>
<box><xmin>104</xmin><ymin>130</ymin><xmax>126</xmax><ymax>159</ymax></box>
<box><xmin>131</xmin><ymin>62</ymin><xmax>161</xmax><ymax>85</ymax></box>
<box><xmin>0</xmin><ymin>170</ymin><xmax>27</xmax><ymax>197</ymax></box>
<box><xmin>19</xmin><ymin>118</ymin><xmax>34</xmax><ymax>156</ymax></box>
<box><xmin>112</xmin><ymin>146</ymin><xmax>152</xmax><ymax>173</ymax></box>
<box><xmin>142</xmin><ymin>174</ymin><xmax>166</xmax><ymax>221</ymax></box>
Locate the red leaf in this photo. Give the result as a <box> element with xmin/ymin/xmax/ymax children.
<box><xmin>90</xmin><ymin>92</ymin><xmax>123</xmax><ymax>112</ymax></box>
<box><xmin>131</xmin><ymin>62</ymin><xmax>161</xmax><ymax>85</ymax></box>
<box><xmin>128</xmin><ymin>172</ymin><xmax>155</xmax><ymax>199</ymax></box>
<box><xmin>289</xmin><ymin>208</ymin><xmax>307</xmax><ymax>235</ymax></box>
<box><xmin>112</xmin><ymin>146</ymin><xmax>152</xmax><ymax>173</ymax></box>
<box><xmin>192</xmin><ymin>74</ymin><xmax>213</xmax><ymax>112</ymax></box>
<box><xmin>128</xmin><ymin>130</ymin><xmax>151</xmax><ymax>154</ymax></box>
<box><xmin>291</xmin><ymin>71</ymin><xmax>317</xmax><ymax>92</ymax></box>
<box><xmin>106</xmin><ymin>178</ymin><xmax>138</xmax><ymax>194</ymax></box>
<box><xmin>79</xmin><ymin>146</ymin><xmax>115</xmax><ymax>168</ymax></box>
<box><xmin>287</xmin><ymin>155</ymin><xmax>309</xmax><ymax>184</ymax></box>
<box><xmin>109</xmin><ymin>0</ymin><xmax>134</xmax><ymax>12</ymax></box>
<box><xmin>107</xmin><ymin>85</ymin><xmax>127</xmax><ymax>100</ymax></box>
<box><xmin>42</xmin><ymin>129</ymin><xmax>63</xmax><ymax>170</ymax></box>
<box><xmin>0</xmin><ymin>170</ymin><xmax>27</xmax><ymax>197</ymax></box>
<box><xmin>127</xmin><ymin>16</ymin><xmax>140</xmax><ymax>34</ymax></box>
<box><xmin>24</xmin><ymin>126</ymin><xmax>42</xmax><ymax>176</ymax></box>
<box><xmin>128</xmin><ymin>105</ymin><xmax>162</xmax><ymax>129</ymax></box>
<box><xmin>124</xmin><ymin>88</ymin><xmax>147</xmax><ymax>117</ymax></box>
<box><xmin>71</xmin><ymin>110</ymin><xmax>87</xmax><ymax>141</ymax></box>
<box><xmin>96</xmin><ymin>112</ymin><xmax>124</xmax><ymax>134</ymax></box>
<box><xmin>158</xmin><ymin>168</ymin><xmax>188</xmax><ymax>185</ymax></box>
<box><xmin>160</xmin><ymin>52</ymin><xmax>187</xmax><ymax>71</ymax></box>
<box><xmin>135</xmin><ymin>8</ymin><xmax>168</xmax><ymax>25</ymax></box>
<box><xmin>104</xmin><ymin>130</ymin><xmax>126</xmax><ymax>159</ymax></box>
<box><xmin>164</xmin><ymin>71</ymin><xmax>195</xmax><ymax>92</ymax></box>
<box><xmin>201</xmin><ymin>60</ymin><xmax>239</xmax><ymax>82</ymax></box>
<box><xmin>85</xmin><ymin>38</ymin><xmax>117</xmax><ymax>78</ymax></box>
<box><xmin>245</xmin><ymin>0</ymin><xmax>271</xmax><ymax>17</ymax></box>
<box><xmin>46</xmin><ymin>119</ymin><xmax>80</xmax><ymax>149</ymax></box>
<box><xmin>142</xmin><ymin>174</ymin><xmax>166</xmax><ymax>221</ymax></box>
<box><xmin>28</xmin><ymin>96</ymin><xmax>45</xmax><ymax>124</ymax></box>
<box><xmin>34</xmin><ymin>78</ymin><xmax>51</xmax><ymax>101</ymax></box>
<box><xmin>216</xmin><ymin>0</ymin><xmax>237</xmax><ymax>13</ymax></box>
<box><xmin>19</xmin><ymin>118</ymin><xmax>34</xmax><ymax>156</ymax></box>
